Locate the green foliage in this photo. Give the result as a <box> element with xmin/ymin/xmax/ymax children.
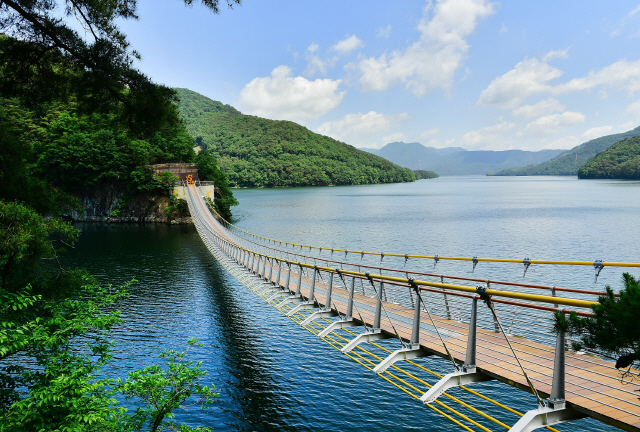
<box><xmin>0</xmin><ymin>1</ymin><xmax>240</xmax><ymax>136</ymax></box>
<box><xmin>491</xmin><ymin>126</ymin><xmax>640</xmax><ymax>176</ymax></box>
<box><xmin>176</xmin><ymin>88</ymin><xmax>416</xmax><ymax>188</ymax></box>
<box><xmin>196</xmin><ymin>150</ymin><xmax>237</xmax><ymax>217</ymax></box>
<box><xmin>32</xmin><ymin>109</ymin><xmax>196</xmax><ymax>194</ymax></box>
<box><xmin>578</xmin><ymin>136</ymin><xmax>640</xmax><ymax>179</ymax></box>
<box><xmin>115</xmin><ymin>339</ymin><xmax>219</xmax><ymax>432</ymax></box>
<box><xmin>0</xmin><ymin>200</ymin><xmax>80</xmax><ymax>292</ymax></box>
<box><xmin>413</xmin><ymin>170</ymin><xmax>439</xmax><ymax>179</ymax></box>
<box><xmin>555</xmin><ymin>273</ymin><xmax>640</xmax><ymax>372</ymax></box>
<box><xmin>165</xmin><ymin>195</ymin><xmax>189</xmax><ymax>219</ymax></box>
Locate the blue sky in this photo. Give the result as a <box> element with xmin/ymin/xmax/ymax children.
<box><xmin>119</xmin><ymin>0</ymin><xmax>640</xmax><ymax>151</ymax></box>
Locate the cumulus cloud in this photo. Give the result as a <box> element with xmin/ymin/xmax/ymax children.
<box><xmin>542</xmin><ymin>49</ymin><xmax>569</xmax><ymax>62</ymax></box>
<box><xmin>478</xmin><ymin>57</ymin><xmax>563</xmax><ymax>108</ymax></box>
<box><xmin>520</xmin><ymin>111</ymin><xmax>586</xmax><ymax>136</ymax></box>
<box><xmin>546</xmin><ymin>135</ymin><xmax>581</xmax><ymax>149</ymax></box>
<box><xmin>355</xmin><ymin>0</ymin><xmax>495</xmax><ymax>96</ymax></box>
<box><xmin>317</xmin><ymin>111</ymin><xmax>410</xmax><ymax>142</ymax></box>
<box><xmin>377</xmin><ymin>24</ymin><xmax>392</xmax><ymax>38</ymax></box>
<box><xmin>239</xmin><ymin>65</ymin><xmax>345</xmax><ymax>123</ymax></box>
<box><xmin>556</xmin><ymin>59</ymin><xmax>640</xmax><ymax>94</ymax></box>
<box><xmin>304</xmin><ymin>43</ymin><xmax>337</xmax><ymax>76</ymax></box>
<box><xmin>480</xmin><ymin>54</ymin><xmax>640</xmax><ymax>110</ymax></box>
<box><xmin>332</xmin><ymin>35</ymin><xmax>364</xmax><ymax>54</ymax></box>
<box><xmin>461</xmin><ymin>121</ymin><xmax>516</xmax><ymax>149</ymax></box>
<box><xmin>581</xmin><ymin>126</ymin><xmax>613</xmax><ymax>141</ymax></box>
<box><xmin>625</xmin><ymin>99</ymin><xmax>640</xmax><ymax>118</ymax></box>
<box><xmin>382</xmin><ymin>132</ymin><xmax>408</xmax><ymax>143</ymax></box>
<box><xmin>512</xmin><ymin>97</ymin><xmax>566</xmax><ymax>117</ymax></box>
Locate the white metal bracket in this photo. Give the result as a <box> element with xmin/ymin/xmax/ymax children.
<box><xmin>266</xmin><ymin>289</ymin><xmax>287</xmax><ymax>303</ymax></box>
<box><xmin>300</xmin><ymin>309</ymin><xmax>338</xmax><ymax>326</ymax></box>
<box><xmin>275</xmin><ymin>295</ymin><xmax>304</xmax><ymax>309</ymax></box>
<box><xmin>420</xmin><ymin>368</ymin><xmax>493</xmax><ymax>403</ymax></box>
<box><xmin>286</xmin><ymin>301</ymin><xmax>316</xmax><ymax>317</ymax></box>
<box><xmin>508</xmin><ymin>405</ymin><xmax>585</xmax><ymax>432</ymax></box>
<box><xmin>341</xmin><ymin>330</ymin><xmax>392</xmax><ymax>353</ymax></box>
<box><xmin>317</xmin><ymin>318</ymin><xmax>359</xmax><ymax>338</ymax></box>
<box><xmin>373</xmin><ymin>345</ymin><xmax>431</xmax><ymax>374</ymax></box>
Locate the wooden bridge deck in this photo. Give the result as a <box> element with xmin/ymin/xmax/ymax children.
<box><xmin>187</xmin><ymin>184</ymin><xmax>640</xmax><ymax>432</ymax></box>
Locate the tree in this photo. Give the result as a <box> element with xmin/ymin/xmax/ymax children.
<box><xmin>556</xmin><ymin>273</ymin><xmax>640</xmax><ymax>378</ymax></box>
<box><xmin>0</xmin><ymin>0</ymin><xmax>240</xmax><ymax>134</ymax></box>
<box><xmin>196</xmin><ymin>150</ymin><xmax>237</xmax><ymax>217</ymax></box>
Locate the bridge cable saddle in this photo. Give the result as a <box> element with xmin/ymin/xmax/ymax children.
<box><xmin>523</xmin><ymin>258</ymin><xmax>531</xmax><ymax>279</ymax></box>
<box><xmin>593</xmin><ymin>260</ymin><xmax>604</xmax><ymax>284</ymax></box>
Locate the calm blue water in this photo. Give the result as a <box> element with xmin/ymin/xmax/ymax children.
<box><xmin>66</xmin><ymin>176</ymin><xmax>640</xmax><ymax>431</ymax></box>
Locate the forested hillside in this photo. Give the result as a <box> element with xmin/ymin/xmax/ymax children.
<box><xmin>363</xmin><ymin>142</ymin><xmax>563</xmax><ymax>175</ymax></box>
<box><xmin>490</xmin><ymin>126</ymin><xmax>640</xmax><ymax>176</ymax></box>
<box><xmin>175</xmin><ymin>88</ymin><xmax>415</xmax><ymax>187</ymax></box>
<box><xmin>578</xmin><ymin>136</ymin><xmax>640</xmax><ymax>179</ymax></box>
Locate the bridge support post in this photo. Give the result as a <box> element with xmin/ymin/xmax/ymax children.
<box><xmin>420</xmin><ymin>295</ymin><xmax>493</xmax><ymax>403</ymax></box>
<box><xmin>286</xmin><ymin>267</ymin><xmax>317</xmax><ymax>316</ymax></box>
<box><xmin>373</xmin><ymin>286</ymin><xmax>431</xmax><ymax>374</ymax></box>
<box><xmin>317</xmin><ymin>276</ymin><xmax>357</xmax><ymax>338</ymax></box>
<box><xmin>508</xmin><ymin>329</ymin><xmax>585</xmax><ymax>432</ymax></box>
<box><xmin>267</xmin><ymin>258</ymin><xmax>274</xmax><ymax>283</ymax></box>
<box><xmin>341</xmin><ymin>281</ymin><xmax>392</xmax><ymax>353</ymax></box>
<box><xmin>300</xmin><ymin>272</ymin><xmax>337</xmax><ymax>326</ymax></box>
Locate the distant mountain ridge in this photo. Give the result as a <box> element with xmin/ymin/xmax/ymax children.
<box><xmin>362</xmin><ymin>142</ymin><xmax>564</xmax><ymax>175</ymax></box>
<box><xmin>175</xmin><ymin>88</ymin><xmax>415</xmax><ymax>187</ymax></box>
<box><xmin>489</xmin><ymin>126</ymin><xmax>640</xmax><ymax>176</ymax></box>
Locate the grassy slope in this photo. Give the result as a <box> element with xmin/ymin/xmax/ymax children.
<box><xmin>578</xmin><ymin>136</ymin><xmax>640</xmax><ymax>179</ymax></box>
<box><xmin>490</xmin><ymin>126</ymin><xmax>640</xmax><ymax>176</ymax></box>
<box><xmin>175</xmin><ymin>88</ymin><xmax>415</xmax><ymax>187</ymax></box>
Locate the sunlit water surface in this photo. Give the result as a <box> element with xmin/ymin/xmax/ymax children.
<box><xmin>66</xmin><ymin>176</ymin><xmax>640</xmax><ymax>431</ymax></box>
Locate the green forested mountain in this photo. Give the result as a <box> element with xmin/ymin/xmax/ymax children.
<box><xmin>175</xmin><ymin>88</ymin><xmax>415</xmax><ymax>187</ymax></box>
<box><xmin>363</xmin><ymin>141</ymin><xmax>564</xmax><ymax>175</ymax></box>
<box><xmin>489</xmin><ymin>126</ymin><xmax>640</xmax><ymax>176</ymax></box>
<box><xmin>578</xmin><ymin>136</ymin><xmax>640</xmax><ymax>179</ymax></box>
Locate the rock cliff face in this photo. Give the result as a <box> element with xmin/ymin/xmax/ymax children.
<box><xmin>69</xmin><ymin>186</ymin><xmax>192</xmax><ymax>224</ymax></box>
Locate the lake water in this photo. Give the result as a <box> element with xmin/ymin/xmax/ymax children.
<box><xmin>66</xmin><ymin>176</ymin><xmax>640</xmax><ymax>431</ymax></box>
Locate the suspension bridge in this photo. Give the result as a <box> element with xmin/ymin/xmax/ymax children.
<box><xmin>183</xmin><ymin>182</ymin><xmax>640</xmax><ymax>432</ymax></box>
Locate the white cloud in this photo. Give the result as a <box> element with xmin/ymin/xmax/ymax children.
<box><xmin>304</xmin><ymin>43</ymin><xmax>337</xmax><ymax>76</ymax></box>
<box><xmin>420</xmin><ymin>128</ymin><xmax>440</xmax><ymax>139</ymax></box>
<box><xmin>546</xmin><ymin>135</ymin><xmax>581</xmax><ymax>149</ymax></box>
<box><xmin>478</xmin><ymin>56</ymin><xmax>563</xmax><ymax>108</ymax></box>
<box><xmin>611</xmin><ymin>5</ymin><xmax>640</xmax><ymax>37</ymax></box>
<box><xmin>556</xmin><ymin>59</ymin><xmax>640</xmax><ymax>94</ymax></box>
<box><xmin>520</xmin><ymin>111</ymin><xmax>586</xmax><ymax>136</ymax></box>
<box><xmin>332</xmin><ymin>35</ymin><xmax>363</xmax><ymax>54</ymax></box>
<box><xmin>619</xmin><ymin>121</ymin><xmax>637</xmax><ymax>130</ymax></box>
<box><xmin>239</xmin><ymin>65</ymin><xmax>345</xmax><ymax>123</ymax></box>
<box><xmin>382</xmin><ymin>132</ymin><xmax>408</xmax><ymax>143</ymax></box>
<box><xmin>499</xmin><ymin>24</ymin><xmax>507</xmax><ymax>34</ymax></box>
<box><xmin>461</xmin><ymin>121</ymin><xmax>516</xmax><ymax>149</ymax></box>
<box><xmin>581</xmin><ymin>126</ymin><xmax>613</xmax><ymax>141</ymax></box>
<box><xmin>542</xmin><ymin>49</ymin><xmax>569</xmax><ymax>62</ymax></box>
<box><xmin>317</xmin><ymin>111</ymin><xmax>410</xmax><ymax>142</ymax></box>
<box><xmin>625</xmin><ymin>99</ymin><xmax>640</xmax><ymax>118</ymax></box>
<box><xmin>512</xmin><ymin>97</ymin><xmax>566</xmax><ymax>117</ymax></box>
<box><xmin>377</xmin><ymin>24</ymin><xmax>392</xmax><ymax>38</ymax></box>
<box><xmin>356</xmin><ymin>0</ymin><xmax>495</xmax><ymax>96</ymax></box>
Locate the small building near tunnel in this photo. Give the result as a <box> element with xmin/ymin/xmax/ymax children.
<box><xmin>149</xmin><ymin>163</ymin><xmax>215</xmax><ymax>202</ymax></box>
